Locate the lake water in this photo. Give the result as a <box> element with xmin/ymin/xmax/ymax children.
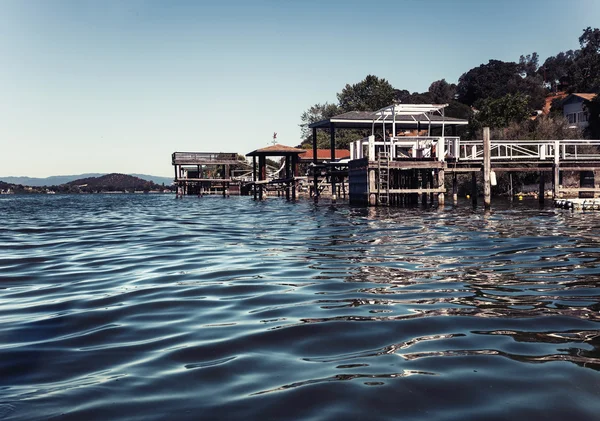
<box><xmin>1</xmin><ymin>194</ymin><xmax>600</xmax><ymax>420</ymax></box>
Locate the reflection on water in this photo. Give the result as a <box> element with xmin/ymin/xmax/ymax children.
<box><xmin>1</xmin><ymin>195</ymin><xmax>600</xmax><ymax>420</ymax></box>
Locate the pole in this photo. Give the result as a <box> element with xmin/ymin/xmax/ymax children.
<box><xmin>483</xmin><ymin>127</ymin><xmax>491</xmax><ymax>209</ymax></box>
<box><xmin>312</xmin><ymin>127</ymin><xmax>318</xmax><ymax>202</ymax></box>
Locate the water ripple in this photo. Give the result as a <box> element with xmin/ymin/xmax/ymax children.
<box><xmin>1</xmin><ymin>195</ymin><xmax>600</xmax><ymax>420</ymax></box>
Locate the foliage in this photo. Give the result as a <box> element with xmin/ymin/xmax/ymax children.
<box><xmin>456</xmin><ymin>59</ymin><xmax>545</xmax><ymax>110</ymax></box>
<box><xmin>539</xmin><ymin>50</ymin><xmax>575</xmax><ymax>92</ymax></box>
<box><xmin>337</xmin><ymin>75</ymin><xmax>397</xmax><ymax>112</ymax></box>
<box><xmin>585</xmin><ymin>96</ymin><xmax>600</xmax><ymax>139</ymax></box>
<box><xmin>299</xmin><ymin>102</ymin><xmax>341</xmax><ymax>140</ymax></box>
<box><xmin>469</xmin><ymin>93</ymin><xmax>531</xmax><ymax>136</ymax></box>
<box><xmin>491</xmin><ymin>115</ymin><xmax>582</xmax><ymax>141</ymax></box>
<box><xmin>456</xmin><ymin>60</ymin><xmax>520</xmax><ymax>106</ymax></box>
<box><xmin>428</xmin><ymin>79</ymin><xmax>457</xmax><ymax>103</ymax></box>
<box><xmin>567</xmin><ymin>27</ymin><xmax>600</xmax><ymax>93</ymax></box>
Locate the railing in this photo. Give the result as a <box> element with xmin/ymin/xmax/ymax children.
<box><xmin>350</xmin><ymin>136</ymin><xmax>460</xmax><ymax>161</ymax></box>
<box><xmin>458</xmin><ymin>139</ymin><xmax>600</xmax><ymax>161</ymax></box>
<box><xmin>172</xmin><ymin>152</ymin><xmax>238</xmax><ymax>164</ymax></box>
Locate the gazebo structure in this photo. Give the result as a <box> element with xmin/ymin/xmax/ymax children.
<box><xmin>246</xmin><ymin>144</ymin><xmax>306</xmax><ymax>201</ymax></box>
<box><xmin>308</xmin><ymin>104</ymin><xmax>468</xmax><ymax>205</ymax></box>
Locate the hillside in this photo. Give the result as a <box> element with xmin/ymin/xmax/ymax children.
<box><xmin>65</xmin><ymin>173</ymin><xmax>163</xmax><ymax>192</ymax></box>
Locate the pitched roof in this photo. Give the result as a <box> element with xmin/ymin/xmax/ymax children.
<box><xmin>299</xmin><ymin>149</ymin><xmax>351</xmax><ymax>161</ymax></box>
<box><xmin>246</xmin><ymin>143</ymin><xmax>307</xmax><ymax>156</ymax></box>
<box><xmin>572</xmin><ymin>93</ymin><xmax>597</xmax><ymax>101</ymax></box>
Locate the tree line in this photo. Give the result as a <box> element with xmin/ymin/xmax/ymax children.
<box><xmin>300</xmin><ymin>27</ymin><xmax>600</xmax><ymax>148</ymax></box>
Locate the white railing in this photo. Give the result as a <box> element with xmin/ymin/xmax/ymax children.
<box><xmin>349</xmin><ymin>138</ymin><xmax>600</xmax><ymax>163</ymax></box>
<box><xmin>350</xmin><ymin>136</ymin><xmax>460</xmax><ymax>161</ymax></box>
<box><xmin>458</xmin><ymin>139</ymin><xmax>600</xmax><ymax>161</ymax></box>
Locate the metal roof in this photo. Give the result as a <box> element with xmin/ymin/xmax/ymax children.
<box><xmin>309</xmin><ymin>108</ymin><xmax>468</xmax><ymax>129</ymax></box>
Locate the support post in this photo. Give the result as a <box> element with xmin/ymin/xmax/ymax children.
<box><xmin>330</xmin><ymin>122</ymin><xmax>337</xmax><ymax>202</ymax></box>
<box><xmin>369</xmin><ymin>169</ymin><xmax>376</xmax><ymax>206</ymax></box>
<box><xmin>421</xmin><ymin>170</ymin><xmax>428</xmax><ymax>206</ymax></box>
<box><xmin>292</xmin><ymin>154</ymin><xmax>298</xmax><ymax>200</ymax></box>
<box><xmin>483</xmin><ymin>127</ymin><xmax>491</xmax><ymax>209</ymax></box>
<box><xmin>252</xmin><ymin>156</ymin><xmax>257</xmax><ymax>200</ymax></box>
<box><xmin>312</xmin><ymin>127</ymin><xmax>319</xmax><ymax>202</ymax></box>
<box><xmin>539</xmin><ymin>172</ymin><xmax>545</xmax><ymax>204</ymax></box>
<box><xmin>285</xmin><ymin>155</ymin><xmax>290</xmax><ymax>200</ymax></box>
<box><xmin>471</xmin><ymin>172</ymin><xmax>477</xmax><ymax>207</ymax></box>
<box><xmin>553</xmin><ymin>140</ymin><xmax>560</xmax><ymax>199</ymax></box>
<box><xmin>438</xmin><ymin>168</ymin><xmax>445</xmax><ymax>206</ymax></box>
<box><xmin>259</xmin><ymin>155</ymin><xmax>265</xmax><ymax>200</ymax></box>
<box><xmin>452</xmin><ymin>172</ymin><xmax>458</xmax><ymax>203</ymax></box>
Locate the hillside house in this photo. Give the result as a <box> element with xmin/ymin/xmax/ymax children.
<box><xmin>562</xmin><ymin>93</ymin><xmax>597</xmax><ymax>128</ymax></box>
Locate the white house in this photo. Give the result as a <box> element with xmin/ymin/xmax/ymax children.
<box><xmin>562</xmin><ymin>93</ymin><xmax>597</xmax><ymax>128</ymax></box>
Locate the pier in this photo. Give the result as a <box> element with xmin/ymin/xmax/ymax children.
<box><xmin>172</xmin><ymin>152</ymin><xmax>245</xmax><ymax>197</ymax></box>
<box><xmin>172</xmin><ymin>105</ymin><xmax>600</xmax><ymax>207</ymax></box>
<box><xmin>309</xmin><ymin>103</ymin><xmax>600</xmax><ymax>207</ymax></box>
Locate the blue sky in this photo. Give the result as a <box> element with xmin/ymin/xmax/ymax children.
<box><xmin>1</xmin><ymin>0</ymin><xmax>599</xmax><ymax>177</ymax></box>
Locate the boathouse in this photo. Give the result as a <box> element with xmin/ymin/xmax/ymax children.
<box><xmin>172</xmin><ymin>152</ymin><xmax>242</xmax><ymax>196</ymax></box>
<box><xmin>246</xmin><ymin>144</ymin><xmax>306</xmax><ymax>200</ymax></box>
<box><xmin>309</xmin><ymin>104</ymin><xmax>469</xmax><ymax>205</ymax></box>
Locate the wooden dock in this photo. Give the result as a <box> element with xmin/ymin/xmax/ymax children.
<box><xmin>172</xmin><ymin>152</ymin><xmax>244</xmax><ymax>197</ymax></box>
<box><xmin>309</xmin><ymin>104</ymin><xmax>600</xmax><ymax>207</ymax></box>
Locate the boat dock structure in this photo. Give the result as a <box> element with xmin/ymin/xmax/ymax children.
<box><xmin>172</xmin><ymin>152</ymin><xmax>249</xmax><ymax>197</ymax></box>
<box><xmin>308</xmin><ymin>103</ymin><xmax>600</xmax><ymax>208</ymax></box>
<box><xmin>172</xmin><ymin>103</ymin><xmax>600</xmax><ymax>207</ymax></box>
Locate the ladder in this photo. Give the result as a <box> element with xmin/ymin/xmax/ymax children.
<box><xmin>377</xmin><ymin>151</ymin><xmax>390</xmax><ymax>206</ymax></box>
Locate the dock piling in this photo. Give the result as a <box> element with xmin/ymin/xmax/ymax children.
<box><xmin>483</xmin><ymin>127</ymin><xmax>491</xmax><ymax>209</ymax></box>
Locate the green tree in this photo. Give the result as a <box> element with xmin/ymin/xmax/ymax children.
<box><xmin>457</xmin><ymin>59</ymin><xmax>545</xmax><ymax>110</ymax></box>
<box><xmin>428</xmin><ymin>79</ymin><xmax>456</xmax><ymax>104</ymax></box>
<box><xmin>585</xmin><ymin>95</ymin><xmax>600</xmax><ymax>138</ymax></box>
<box><xmin>468</xmin><ymin>93</ymin><xmax>530</xmax><ymax>138</ymax></box>
<box><xmin>299</xmin><ymin>102</ymin><xmax>341</xmax><ymax>140</ymax></box>
<box><xmin>568</xmin><ymin>27</ymin><xmax>600</xmax><ymax>93</ymax></box>
<box><xmin>337</xmin><ymin>75</ymin><xmax>397</xmax><ymax>112</ymax></box>
<box><xmin>539</xmin><ymin>50</ymin><xmax>575</xmax><ymax>92</ymax></box>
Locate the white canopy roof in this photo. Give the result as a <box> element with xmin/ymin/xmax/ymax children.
<box><xmin>374</xmin><ymin>104</ymin><xmax>448</xmax><ymax>120</ymax></box>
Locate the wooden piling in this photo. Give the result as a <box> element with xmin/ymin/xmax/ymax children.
<box><xmin>471</xmin><ymin>172</ymin><xmax>477</xmax><ymax>206</ymax></box>
<box><xmin>452</xmin><ymin>173</ymin><xmax>458</xmax><ymax>203</ymax></box>
<box><xmin>539</xmin><ymin>172</ymin><xmax>545</xmax><ymax>204</ymax></box>
<box><xmin>483</xmin><ymin>127</ymin><xmax>491</xmax><ymax>209</ymax></box>
<box><xmin>438</xmin><ymin>169</ymin><xmax>445</xmax><ymax>206</ymax></box>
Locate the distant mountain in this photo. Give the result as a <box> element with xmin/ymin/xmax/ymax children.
<box><xmin>66</xmin><ymin>173</ymin><xmax>161</xmax><ymax>192</ymax></box>
<box><xmin>0</xmin><ymin>173</ymin><xmax>173</xmax><ymax>187</ymax></box>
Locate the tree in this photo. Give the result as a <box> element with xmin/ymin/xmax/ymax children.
<box><xmin>585</xmin><ymin>96</ymin><xmax>600</xmax><ymax>139</ymax></box>
<box><xmin>539</xmin><ymin>50</ymin><xmax>575</xmax><ymax>92</ymax></box>
<box><xmin>568</xmin><ymin>27</ymin><xmax>600</xmax><ymax>93</ymax></box>
<box><xmin>457</xmin><ymin>60</ymin><xmax>520</xmax><ymax>106</ymax></box>
<box><xmin>428</xmin><ymin>79</ymin><xmax>456</xmax><ymax>104</ymax></box>
<box><xmin>299</xmin><ymin>102</ymin><xmax>341</xmax><ymax>140</ymax></box>
<box><xmin>456</xmin><ymin>59</ymin><xmax>545</xmax><ymax>110</ymax></box>
<box><xmin>337</xmin><ymin>75</ymin><xmax>397</xmax><ymax>112</ymax></box>
<box><xmin>468</xmin><ymin>93</ymin><xmax>530</xmax><ymax>137</ymax></box>
<box><xmin>518</xmin><ymin>52</ymin><xmax>539</xmax><ymax>78</ymax></box>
